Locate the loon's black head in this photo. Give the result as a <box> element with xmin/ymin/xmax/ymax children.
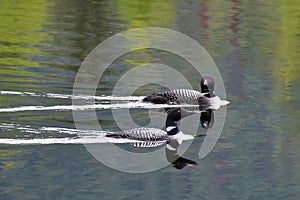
<box><xmin>200</xmin><ymin>76</ymin><xmax>216</xmax><ymax>98</ymax></box>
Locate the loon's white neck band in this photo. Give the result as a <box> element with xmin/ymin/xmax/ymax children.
<box><xmin>166</xmin><ymin>126</ymin><xmax>177</xmax><ymax>132</ymax></box>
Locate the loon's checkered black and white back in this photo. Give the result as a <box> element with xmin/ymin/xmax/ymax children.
<box><xmin>105</xmin><ymin>108</ymin><xmax>183</xmax><ymax>142</ymax></box>
<box><xmin>161</xmin><ymin>89</ymin><xmax>203</xmax><ymax>104</ymax></box>
<box><xmin>105</xmin><ymin>108</ymin><xmax>199</xmax><ymax>146</ymax></box>
<box><xmin>143</xmin><ymin>76</ymin><xmax>217</xmax><ymax>105</ymax></box>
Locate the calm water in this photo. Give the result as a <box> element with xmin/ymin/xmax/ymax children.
<box><xmin>1</xmin><ymin>0</ymin><xmax>300</xmax><ymax>199</ymax></box>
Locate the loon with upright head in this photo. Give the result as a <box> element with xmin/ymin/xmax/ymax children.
<box><xmin>143</xmin><ymin>76</ymin><xmax>227</xmax><ymax>107</ymax></box>
<box><xmin>105</xmin><ymin>108</ymin><xmax>204</xmax><ymax>145</ymax></box>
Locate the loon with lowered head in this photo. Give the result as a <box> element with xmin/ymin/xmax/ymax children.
<box><xmin>143</xmin><ymin>76</ymin><xmax>228</xmax><ymax>107</ymax></box>
<box><xmin>105</xmin><ymin>108</ymin><xmax>204</xmax><ymax>145</ymax></box>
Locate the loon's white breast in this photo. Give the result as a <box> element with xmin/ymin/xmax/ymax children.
<box><xmin>166</xmin><ymin>126</ymin><xmax>195</xmax><ymax>144</ymax></box>
<box><xmin>204</xmin><ymin>96</ymin><xmax>230</xmax><ymax>110</ymax></box>
<box><xmin>168</xmin><ymin>130</ymin><xmax>195</xmax><ymax>144</ymax></box>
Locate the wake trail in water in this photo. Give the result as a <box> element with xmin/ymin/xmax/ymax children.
<box><xmin>0</xmin><ymin>102</ymin><xmax>200</xmax><ymax>113</ymax></box>
<box><xmin>0</xmin><ymin>138</ymin><xmax>166</xmax><ymax>148</ymax></box>
<box><xmin>0</xmin><ymin>90</ymin><xmax>160</xmax><ymax>112</ymax></box>
<box><xmin>0</xmin><ymin>123</ymin><xmax>157</xmax><ymax>145</ymax></box>
<box><xmin>0</xmin><ymin>90</ymin><xmax>145</xmax><ymax>101</ymax></box>
<box><xmin>0</xmin><ymin>137</ymin><xmax>144</xmax><ymax>145</ymax></box>
<box><xmin>1</xmin><ymin>90</ymin><xmax>193</xmax><ymax>112</ymax></box>
<box><xmin>0</xmin><ymin>90</ymin><xmax>229</xmax><ymax>113</ymax></box>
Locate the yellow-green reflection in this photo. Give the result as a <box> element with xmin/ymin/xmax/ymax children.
<box><xmin>116</xmin><ymin>0</ymin><xmax>177</xmax><ymax>66</ymax></box>
<box><xmin>0</xmin><ymin>149</ymin><xmax>20</xmax><ymax>157</ymax></box>
<box><xmin>0</xmin><ymin>0</ymin><xmax>49</xmax><ymax>66</ymax></box>
<box><xmin>0</xmin><ymin>161</ymin><xmax>14</xmax><ymax>169</ymax></box>
<box><xmin>117</xmin><ymin>0</ymin><xmax>176</xmax><ymax>28</ymax></box>
<box><xmin>272</xmin><ymin>0</ymin><xmax>300</xmax><ymax>100</ymax></box>
<box><xmin>266</xmin><ymin>0</ymin><xmax>300</xmax><ymax>181</ymax></box>
<box><xmin>0</xmin><ymin>150</ymin><xmax>20</xmax><ymax>169</ymax></box>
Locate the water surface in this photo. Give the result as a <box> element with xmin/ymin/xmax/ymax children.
<box><xmin>1</xmin><ymin>0</ymin><xmax>300</xmax><ymax>199</ymax></box>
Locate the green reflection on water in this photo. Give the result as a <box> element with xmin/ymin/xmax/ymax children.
<box><xmin>0</xmin><ymin>0</ymin><xmax>300</xmax><ymax>199</ymax></box>
<box><xmin>116</xmin><ymin>0</ymin><xmax>177</xmax><ymax>66</ymax></box>
<box><xmin>0</xmin><ymin>149</ymin><xmax>20</xmax><ymax>169</ymax></box>
<box><xmin>271</xmin><ymin>1</ymin><xmax>300</xmax><ymax>99</ymax></box>
<box><xmin>117</xmin><ymin>0</ymin><xmax>176</xmax><ymax>28</ymax></box>
<box><xmin>0</xmin><ymin>0</ymin><xmax>49</xmax><ymax>67</ymax></box>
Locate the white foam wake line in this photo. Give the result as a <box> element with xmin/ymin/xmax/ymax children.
<box><xmin>0</xmin><ymin>138</ymin><xmax>99</xmax><ymax>144</ymax></box>
<box><xmin>0</xmin><ymin>123</ymin><xmax>144</xmax><ymax>145</ymax></box>
<box><xmin>0</xmin><ymin>123</ymin><xmax>166</xmax><ymax>146</ymax></box>
<box><xmin>0</xmin><ymin>102</ymin><xmax>199</xmax><ymax>113</ymax></box>
<box><xmin>0</xmin><ymin>90</ymin><xmax>144</xmax><ymax>101</ymax></box>
<box><xmin>0</xmin><ymin>137</ymin><xmax>144</xmax><ymax>145</ymax></box>
<box><xmin>0</xmin><ymin>123</ymin><xmax>99</xmax><ymax>135</ymax></box>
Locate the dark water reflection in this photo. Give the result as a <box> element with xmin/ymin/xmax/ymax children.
<box><xmin>1</xmin><ymin>0</ymin><xmax>300</xmax><ymax>199</ymax></box>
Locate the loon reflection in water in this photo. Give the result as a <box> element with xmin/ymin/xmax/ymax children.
<box><xmin>166</xmin><ymin>138</ymin><xmax>198</xmax><ymax>169</ymax></box>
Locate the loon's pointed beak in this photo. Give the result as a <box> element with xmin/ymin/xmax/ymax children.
<box><xmin>193</xmin><ymin>133</ymin><xmax>207</xmax><ymax>138</ymax></box>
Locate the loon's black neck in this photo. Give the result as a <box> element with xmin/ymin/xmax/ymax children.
<box><xmin>203</xmin><ymin>91</ymin><xmax>216</xmax><ymax>98</ymax></box>
<box><xmin>200</xmin><ymin>76</ymin><xmax>215</xmax><ymax>98</ymax></box>
<box><xmin>166</xmin><ymin>108</ymin><xmax>182</xmax><ymax>125</ymax></box>
<box><xmin>165</xmin><ymin>108</ymin><xmax>184</xmax><ymax>136</ymax></box>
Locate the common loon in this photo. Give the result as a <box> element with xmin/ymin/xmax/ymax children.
<box><xmin>105</xmin><ymin>108</ymin><xmax>204</xmax><ymax>144</ymax></box>
<box><xmin>142</xmin><ymin>76</ymin><xmax>223</xmax><ymax>106</ymax></box>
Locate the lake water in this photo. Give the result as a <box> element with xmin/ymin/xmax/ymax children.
<box><xmin>1</xmin><ymin>0</ymin><xmax>300</xmax><ymax>199</ymax></box>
